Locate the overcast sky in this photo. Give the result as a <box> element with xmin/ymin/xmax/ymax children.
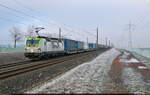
<box><xmin>0</xmin><ymin>0</ymin><xmax>150</xmax><ymax>48</ymax></box>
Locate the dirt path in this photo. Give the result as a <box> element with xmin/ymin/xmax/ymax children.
<box><xmin>102</xmin><ymin>54</ymin><xmax>129</xmax><ymax>94</ymax></box>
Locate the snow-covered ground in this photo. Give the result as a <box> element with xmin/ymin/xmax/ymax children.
<box><xmin>26</xmin><ymin>48</ymin><xmax>121</xmax><ymax>94</ymax></box>
<box><xmin>120</xmin><ymin>58</ymin><xmax>139</xmax><ymax>63</ymax></box>
<box><xmin>122</xmin><ymin>67</ymin><xmax>150</xmax><ymax>94</ymax></box>
<box><xmin>125</xmin><ymin>48</ymin><xmax>150</xmax><ymax>68</ymax></box>
<box><xmin>128</xmin><ymin>51</ymin><xmax>150</xmax><ymax>69</ymax></box>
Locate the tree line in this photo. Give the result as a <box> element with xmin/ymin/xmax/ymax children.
<box><xmin>9</xmin><ymin>25</ymin><xmax>36</xmax><ymax>48</ymax></box>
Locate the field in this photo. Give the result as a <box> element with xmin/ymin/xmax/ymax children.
<box><xmin>0</xmin><ymin>47</ymin><xmax>24</xmax><ymax>52</ymax></box>
<box><xmin>0</xmin><ymin>47</ymin><xmax>28</xmax><ymax>65</ymax></box>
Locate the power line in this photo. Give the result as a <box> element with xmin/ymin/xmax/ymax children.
<box><xmin>83</xmin><ymin>29</ymin><xmax>97</xmax><ymax>37</ymax></box>
<box><xmin>62</xmin><ymin>24</ymin><xmax>98</xmax><ymax>43</ymax></box>
<box><xmin>12</xmin><ymin>0</ymin><xmax>60</xmax><ymax>27</ymax></box>
<box><xmin>11</xmin><ymin>0</ymin><xmax>98</xmax><ymax>43</ymax></box>
<box><xmin>0</xmin><ymin>1</ymin><xmax>97</xmax><ymax>42</ymax></box>
<box><xmin>0</xmin><ymin>16</ymin><xmax>27</xmax><ymax>25</ymax></box>
<box><xmin>11</xmin><ymin>0</ymin><xmax>54</xmax><ymax>26</ymax></box>
<box><xmin>62</xmin><ymin>23</ymin><xmax>97</xmax><ymax>37</ymax></box>
<box><xmin>12</xmin><ymin>0</ymin><xmax>40</xmax><ymax>14</ymax></box>
<box><xmin>0</xmin><ymin>8</ymin><xmax>28</xmax><ymax>20</ymax></box>
<box><xmin>129</xmin><ymin>1</ymin><xmax>150</xmax><ymax>35</ymax></box>
<box><xmin>135</xmin><ymin>1</ymin><xmax>150</xmax><ymax>27</ymax></box>
<box><xmin>0</xmin><ymin>2</ymin><xmax>40</xmax><ymax>20</ymax></box>
<box><xmin>0</xmin><ymin>1</ymin><xmax>57</xmax><ymax>27</ymax></box>
<box><xmin>63</xmin><ymin>27</ymin><xmax>84</xmax><ymax>37</ymax></box>
<box><xmin>0</xmin><ymin>1</ymin><xmax>95</xmax><ymax>39</ymax></box>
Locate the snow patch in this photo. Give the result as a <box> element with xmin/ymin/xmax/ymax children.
<box><xmin>138</xmin><ymin>66</ymin><xmax>147</xmax><ymax>69</ymax></box>
<box><xmin>120</xmin><ymin>58</ymin><xmax>139</xmax><ymax>63</ymax></box>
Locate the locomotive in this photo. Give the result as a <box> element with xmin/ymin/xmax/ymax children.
<box><xmin>24</xmin><ymin>36</ymin><xmax>107</xmax><ymax>59</ymax></box>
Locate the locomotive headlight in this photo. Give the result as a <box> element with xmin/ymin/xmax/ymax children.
<box><xmin>25</xmin><ymin>48</ymin><xmax>27</xmax><ymax>50</ymax></box>
<box><xmin>38</xmin><ymin>48</ymin><xmax>41</xmax><ymax>51</ymax></box>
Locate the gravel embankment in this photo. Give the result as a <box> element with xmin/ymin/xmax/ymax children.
<box><xmin>122</xmin><ymin>67</ymin><xmax>150</xmax><ymax>94</ymax></box>
<box><xmin>26</xmin><ymin>48</ymin><xmax>120</xmax><ymax>94</ymax></box>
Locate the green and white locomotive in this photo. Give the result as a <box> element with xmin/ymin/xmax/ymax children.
<box><xmin>24</xmin><ymin>36</ymin><xmax>64</xmax><ymax>58</ymax></box>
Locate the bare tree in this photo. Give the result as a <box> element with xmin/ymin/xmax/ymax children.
<box><xmin>25</xmin><ymin>25</ymin><xmax>36</xmax><ymax>38</ymax></box>
<box><xmin>9</xmin><ymin>27</ymin><xmax>22</xmax><ymax>48</ymax></box>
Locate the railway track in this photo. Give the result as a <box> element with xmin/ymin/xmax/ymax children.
<box><xmin>0</xmin><ymin>60</ymin><xmax>32</xmax><ymax>69</ymax></box>
<box><xmin>0</xmin><ymin>50</ymin><xmax>100</xmax><ymax>80</ymax></box>
<box><xmin>0</xmin><ymin>54</ymin><xmax>67</xmax><ymax>69</ymax></box>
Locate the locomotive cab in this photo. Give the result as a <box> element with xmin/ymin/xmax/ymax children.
<box><xmin>24</xmin><ymin>38</ymin><xmax>44</xmax><ymax>58</ymax></box>
<box><xmin>24</xmin><ymin>37</ymin><xmax>65</xmax><ymax>58</ymax></box>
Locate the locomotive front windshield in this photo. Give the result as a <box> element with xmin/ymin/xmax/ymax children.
<box><xmin>26</xmin><ymin>39</ymin><xmax>40</xmax><ymax>47</ymax></box>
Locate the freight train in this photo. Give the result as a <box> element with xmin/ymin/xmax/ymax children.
<box><xmin>24</xmin><ymin>36</ymin><xmax>107</xmax><ymax>59</ymax></box>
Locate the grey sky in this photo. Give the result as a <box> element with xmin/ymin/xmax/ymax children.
<box><xmin>0</xmin><ymin>0</ymin><xmax>150</xmax><ymax>48</ymax></box>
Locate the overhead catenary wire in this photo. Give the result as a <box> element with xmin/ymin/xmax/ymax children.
<box><xmin>0</xmin><ymin>8</ymin><xmax>29</xmax><ymax>20</ymax></box>
<box><xmin>12</xmin><ymin>0</ymin><xmax>40</xmax><ymax>14</ymax></box>
<box><xmin>11</xmin><ymin>0</ymin><xmax>60</xmax><ymax>27</ymax></box>
<box><xmin>0</xmin><ymin>1</ymin><xmax>85</xmax><ymax>40</ymax></box>
<box><xmin>0</xmin><ymin>2</ymin><xmax>40</xmax><ymax>21</ymax></box>
<box><xmin>0</xmin><ymin>1</ymin><xmax>58</xmax><ymax>27</ymax></box>
<box><xmin>0</xmin><ymin>16</ymin><xmax>27</xmax><ymax>25</ymax></box>
<box><xmin>62</xmin><ymin>26</ymin><xmax>96</xmax><ymax>41</ymax></box>
<box><xmin>0</xmin><ymin>0</ymin><xmax>97</xmax><ymax>43</ymax></box>
<box><xmin>62</xmin><ymin>23</ymin><xmax>97</xmax><ymax>37</ymax></box>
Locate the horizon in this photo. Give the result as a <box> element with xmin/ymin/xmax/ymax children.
<box><xmin>0</xmin><ymin>0</ymin><xmax>150</xmax><ymax>48</ymax></box>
